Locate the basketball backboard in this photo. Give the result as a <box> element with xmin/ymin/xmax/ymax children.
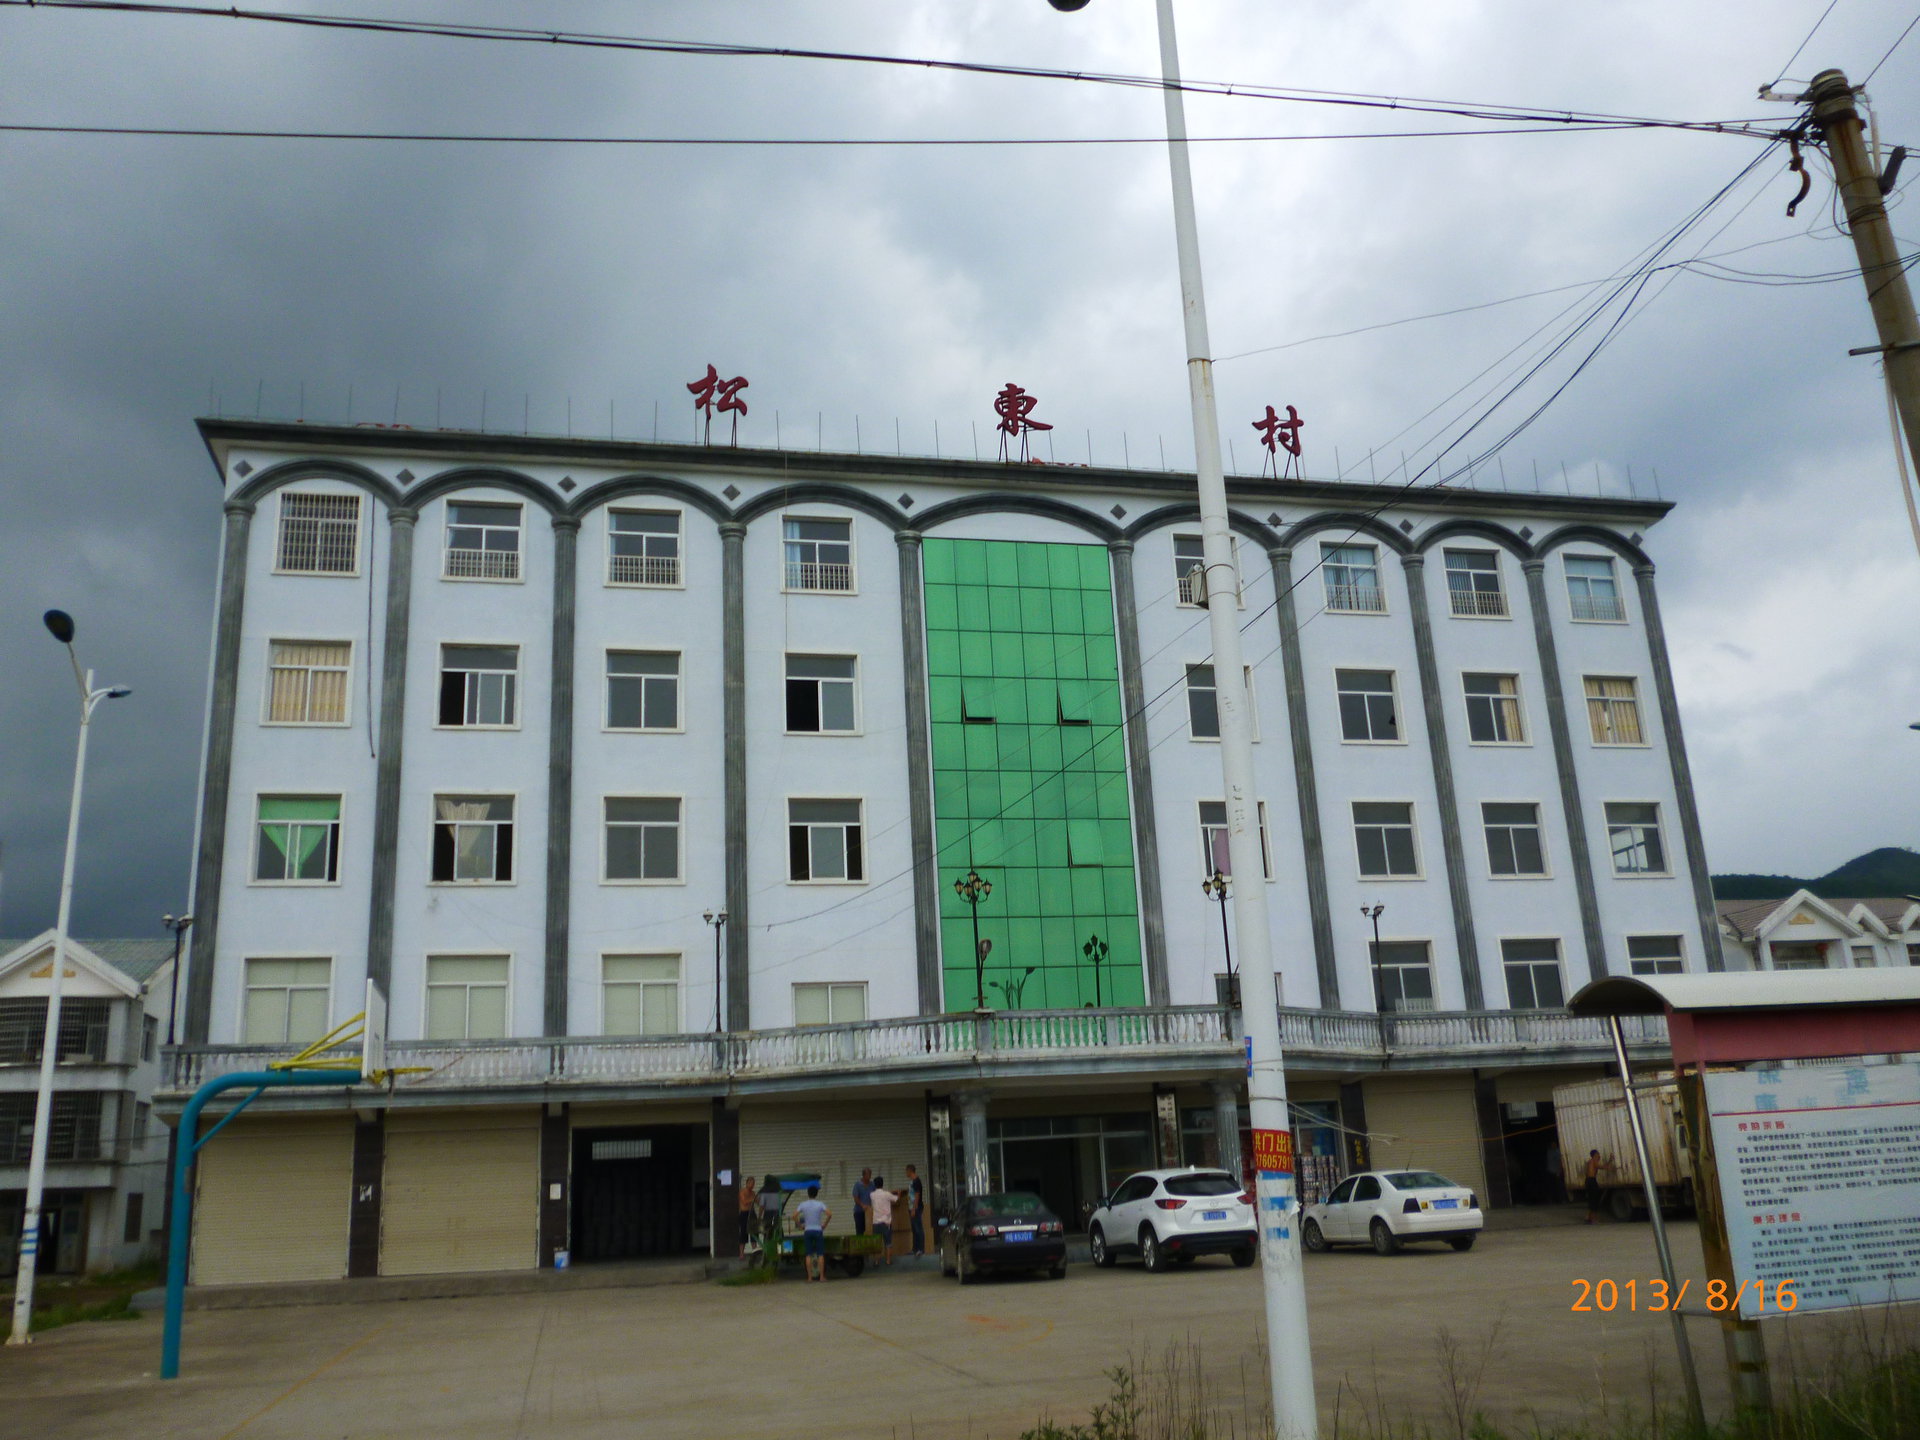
<box><xmin>363</xmin><ymin>978</ymin><xmax>387</xmax><ymax>1081</ymax></box>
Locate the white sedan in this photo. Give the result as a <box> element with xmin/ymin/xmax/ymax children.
<box><xmin>1301</xmin><ymin>1170</ymin><xmax>1482</xmax><ymax>1254</ymax></box>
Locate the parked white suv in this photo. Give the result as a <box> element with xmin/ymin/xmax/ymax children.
<box><xmin>1087</xmin><ymin>1168</ymin><xmax>1256</xmax><ymax>1272</ymax></box>
<box><xmin>1301</xmin><ymin>1170</ymin><xmax>1482</xmax><ymax>1254</ymax></box>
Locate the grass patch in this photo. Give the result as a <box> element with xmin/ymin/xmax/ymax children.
<box><xmin>29</xmin><ymin>1261</ymin><xmax>160</xmax><ymax>1333</ymax></box>
<box><xmin>716</xmin><ymin>1263</ymin><xmax>778</xmax><ymax>1287</ymax></box>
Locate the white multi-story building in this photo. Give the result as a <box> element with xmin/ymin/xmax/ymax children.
<box><xmin>1</xmin><ymin>934</ymin><xmax>174</xmax><ymax>1277</ymax></box>
<box><xmin>163</xmin><ymin>418</ymin><xmax>1713</xmax><ymax>1283</ymax></box>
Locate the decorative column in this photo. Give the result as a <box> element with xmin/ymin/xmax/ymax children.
<box><xmin>1108</xmin><ymin>540</ymin><xmax>1172</xmax><ymax>1006</ymax></box>
<box><xmin>184</xmin><ymin>499</ymin><xmax>255</xmax><ymax>1043</ymax></box>
<box><xmin>1634</xmin><ymin>565</ymin><xmax>1727</xmax><ymax>971</ymax></box>
<box><xmin>1400</xmin><ymin>554</ymin><xmax>1486</xmax><ymax>1009</ymax></box>
<box><xmin>897</xmin><ymin>531</ymin><xmax>943</xmax><ymax>1013</ymax></box>
<box><xmin>544</xmin><ymin>515</ymin><xmax>579</xmax><ymax>1035</ymax></box>
<box><xmin>1267</xmin><ymin>547</ymin><xmax>1340</xmax><ymax>1008</ymax></box>
<box><xmin>955</xmin><ymin>1089</ymin><xmax>990</xmax><ymax>1198</ymax></box>
<box><xmin>720</xmin><ymin>521</ymin><xmax>751</xmax><ymax>1029</ymax></box>
<box><xmin>364</xmin><ymin>507</ymin><xmax>417</xmax><ymax>1007</ymax></box>
<box><xmin>1210</xmin><ymin>1079</ymin><xmax>1243</xmax><ymax>1178</ymax></box>
<box><xmin>1522</xmin><ymin>559</ymin><xmax>1608</xmax><ymax>984</ymax></box>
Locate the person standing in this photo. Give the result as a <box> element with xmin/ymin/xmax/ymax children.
<box><xmin>904</xmin><ymin>1164</ymin><xmax>926</xmax><ymax>1257</ymax></box>
<box><xmin>851</xmin><ymin>1167</ymin><xmax>874</xmax><ymax>1236</ymax></box>
<box><xmin>758</xmin><ymin>1175</ymin><xmax>784</xmax><ymax>1252</ymax></box>
<box><xmin>794</xmin><ymin>1185</ymin><xmax>832</xmax><ymax>1283</ymax></box>
<box><xmin>867</xmin><ymin>1176</ymin><xmax>900</xmax><ymax>1265</ymax></box>
<box><xmin>1583</xmin><ymin>1149</ymin><xmax>1606</xmax><ymax>1224</ymax></box>
<box><xmin>738</xmin><ymin>1174</ymin><xmax>758</xmax><ymax>1253</ymax></box>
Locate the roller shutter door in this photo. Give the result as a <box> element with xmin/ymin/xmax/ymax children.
<box><xmin>380</xmin><ymin>1108</ymin><xmax>539</xmax><ymax>1275</ymax></box>
<box><xmin>191</xmin><ymin>1115</ymin><xmax>353</xmax><ymax>1285</ymax></box>
<box><xmin>740</xmin><ymin>1104</ymin><xmax>925</xmax><ymax>1223</ymax></box>
<box><xmin>1361</xmin><ymin>1077</ymin><xmax>1487</xmax><ymax>1197</ymax></box>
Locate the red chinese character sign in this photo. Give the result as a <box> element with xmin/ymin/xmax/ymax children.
<box><xmin>688</xmin><ymin>364</ymin><xmax>749</xmax><ymax>445</ymax></box>
<box><xmin>1253</xmin><ymin>404</ymin><xmax>1304</xmax><ymax>479</ymax></box>
<box><xmin>993</xmin><ymin>383</ymin><xmax>1052</xmax><ymax>462</ymax></box>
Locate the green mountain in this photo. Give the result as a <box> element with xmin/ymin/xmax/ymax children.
<box><xmin>1711</xmin><ymin>846</ymin><xmax>1920</xmax><ymax>901</ymax></box>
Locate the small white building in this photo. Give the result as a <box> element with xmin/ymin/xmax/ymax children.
<box><xmin>1716</xmin><ymin>891</ymin><xmax>1920</xmax><ymax>971</ymax></box>
<box><xmin>0</xmin><ymin>934</ymin><xmax>174</xmax><ymax>1276</ymax></box>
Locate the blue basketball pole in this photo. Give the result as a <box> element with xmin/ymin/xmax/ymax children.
<box><xmin>161</xmin><ymin>1070</ymin><xmax>360</xmax><ymax>1379</ymax></box>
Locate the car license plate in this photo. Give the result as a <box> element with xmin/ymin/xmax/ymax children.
<box><xmin>1202</xmin><ymin>1209</ymin><xmax>1228</xmax><ymax>1221</ymax></box>
<box><xmin>1433</xmin><ymin>1199</ymin><xmax>1457</xmax><ymax>1210</ymax></box>
<box><xmin>1002</xmin><ymin>1229</ymin><xmax>1034</xmax><ymax>1242</ymax></box>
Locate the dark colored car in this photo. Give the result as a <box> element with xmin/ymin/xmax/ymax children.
<box><xmin>940</xmin><ymin>1191</ymin><xmax>1068</xmax><ymax>1283</ymax></box>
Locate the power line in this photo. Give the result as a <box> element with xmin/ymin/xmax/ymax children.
<box><xmin>1775</xmin><ymin>0</ymin><xmax>1844</xmax><ymax>84</ymax></box>
<box><xmin>0</xmin><ymin>120</ymin><xmax>1663</xmax><ymax>146</ymax></box>
<box><xmin>1866</xmin><ymin>11</ymin><xmax>1920</xmax><ymax>84</ymax></box>
<box><xmin>1</xmin><ymin>1</ymin><xmax>1791</xmax><ymax>143</ymax></box>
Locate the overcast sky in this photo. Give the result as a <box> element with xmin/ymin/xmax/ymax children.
<box><xmin>2</xmin><ymin>0</ymin><xmax>1917</xmax><ymax>938</ymax></box>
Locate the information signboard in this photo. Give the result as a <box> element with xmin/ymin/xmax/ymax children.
<box><xmin>1703</xmin><ymin>1057</ymin><xmax>1920</xmax><ymax>1317</ymax></box>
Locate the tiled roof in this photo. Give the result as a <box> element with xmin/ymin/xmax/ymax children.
<box><xmin>0</xmin><ymin>937</ymin><xmax>176</xmax><ymax>984</ymax></box>
<box><xmin>1715</xmin><ymin>896</ymin><xmax>1920</xmax><ymax>941</ymax></box>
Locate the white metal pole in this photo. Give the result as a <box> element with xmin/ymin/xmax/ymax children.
<box><xmin>9</xmin><ymin>672</ymin><xmax>96</xmax><ymax>1346</ymax></box>
<box><xmin>1153</xmin><ymin>5</ymin><xmax>1316</xmax><ymax>1436</ymax></box>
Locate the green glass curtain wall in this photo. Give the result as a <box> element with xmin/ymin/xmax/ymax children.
<box><xmin>922</xmin><ymin>537</ymin><xmax>1144</xmax><ymax>1010</ymax></box>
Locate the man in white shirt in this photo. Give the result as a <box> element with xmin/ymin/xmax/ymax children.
<box><xmin>794</xmin><ymin>1186</ymin><xmax>832</xmax><ymax>1283</ymax></box>
<box><xmin>867</xmin><ymin>1176</ymin><xmax>902</xmax><ymax>1266</ymax></box>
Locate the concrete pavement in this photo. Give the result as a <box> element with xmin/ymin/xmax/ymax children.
<box><xmin>5</xmin><ymin>1221</ymin><xmax>1904</xmax><ymax>1439</ymax></box>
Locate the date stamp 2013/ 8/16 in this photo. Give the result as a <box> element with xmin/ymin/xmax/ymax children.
<box><xmin>1571</xmin><ymin>1279</ymin><xmax>1797</xmax><ymax>1313</ymax></box>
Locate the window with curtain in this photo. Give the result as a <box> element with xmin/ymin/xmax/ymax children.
<box><xmin>1443</xmin><ymin>550</ymin><xmax>1508</xmax><ymax>617</ymax></box>
<box><xmin>604</xmin><ymin>954</ymin><xmax>681</xmax><ymax>1035</ymax></box>
<box><xmin>432</xmin><ymin>795</ymin><xmax>514</xmax><ymax>882</ymax></box>
<box><xmin>1565</xmin><ymin>555</ymin><xmax>1625</xmax><ymax>621</ymax></box>
<box><xmin>254</xmin><ymin>795</ymin><xmax>341</xmax><ymax>883</ymax></box>
<box><xmin>425</xmin><ymin>955</ymin><xmax>509</xmax><ymax>1040</ymax></box>
<box><xmin>1463</xmin><ymin>673</ymin><xmax>1525</xmax><ymax>743</ymax></box>
<box><xmin>1584</xmin><ymin>676</ymin><xmax>1644</xmax><ymax>745</ymax></box>
<box><xmin>1321</xmin><ymin>543</ymin><xmax>1385</xmax><ymax>612</ymax></box>
<box><xmin>1198</xmin><ymin>800</ymin><xmax>1271</xmax><ymax>879</ymax></box>
<box><xmin>243</xmin><ymin>957</ymin><xmax>331</xmax><ymax>1043</ymax></box>
<box><xmin>794</xmin><ymin>982</ymin><xmax>867</xmax><ymax>1026</ymax></box>
<box><xmin>266</xmin><ymin>640</ymin><xmax>350</xmax><ymax>724</ymax></box>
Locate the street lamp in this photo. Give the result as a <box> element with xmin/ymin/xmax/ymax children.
<box><xmin>1362</xmin><ymin>904</ymin><xmax>1387</xmax><ymax>1011</ymax></box>
<box><xmin>160</xmin><ymin>914</ymin><xmax>193</xmax><ymax>1048</ymax></box>
<box><xmin>1043</xmin><ymin>6</ymin><xmax>1315</xmax><ymax>1434</ymax></box>
<box><xmin>1201</xmin><ymin>870</ymin><xmax>1235</xmax><ymax>1005</ymax></box>
<box><xmin>703</xmin><ymin>910</ymin><xmax>728</xmax><ymax>1033</ymax></box>
<box><xmin>989</xmin><ymin>966</ymin><xmax>1038</xmax><ymax>1009</ymax></box>
<box><xmin>952</xmin><ymin>869</ymin><xmax>993</xmax><ymax>1010</ymax></box>
<box><xmin>1082</xmin><ymin>932</ymin><xmax>1109</xmax><ymax>1007</ymax></box>
<box><xmin>9</xmin><ymin>611</ymin><xmax>130</xmax><ymax>1346</ymax></box>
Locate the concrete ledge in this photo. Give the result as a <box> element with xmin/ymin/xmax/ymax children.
<box><xmin>141</xmin><ymin>1256</ymin><xmax>719</xmax><ymax>1311</ymax></box>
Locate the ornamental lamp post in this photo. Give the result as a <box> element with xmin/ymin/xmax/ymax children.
<box><xmin>10</xmin><ymin>611</ymin><xmax>130</xmax><ymax>1347</ymax></box>
<box><xmin>1362</xmin><ymin>904</ymin><xmax>1386</xmax><ymax>1008</ymax></box>
<box><xmin>703</xmin><ymin>909</ymin><xmax>728</xmax><ymax>1033</ymax></box>
<box><xmin>1082</xmin><ymin>932</ymin><xmax>1109</xmax><ymax>1007</ymax></box>
<box><xmin>952</xmin><ymin>869</ymin><xmax>993</xmax><ymax>1010</ymax></box>
<box><xmin>160</xmin><ymin>913</ymin><xmax>193</xmax><ymax>1048</ymax></box>
<box><xmin>1202</xmin><ymin>869</ymin><xmax>1235</xmax><ymax>1005</ymax></box>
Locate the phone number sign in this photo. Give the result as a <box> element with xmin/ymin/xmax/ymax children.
<box><xmin>1251</xmin><ymin>1128</ymin><xmax>1294</xmax><ymax>1176</ymax></box>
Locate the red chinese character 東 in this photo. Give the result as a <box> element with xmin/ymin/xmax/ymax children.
<box><xmin>993</xmin><ymin>383</ymin><xmax>1053</xmax><ymax>461</ymax></box>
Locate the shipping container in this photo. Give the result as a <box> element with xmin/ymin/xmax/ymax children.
<box><xmin>1553</xmin><ymin>1075</ymin><xmax>1695</xmax><ymax>1220</ymax></box>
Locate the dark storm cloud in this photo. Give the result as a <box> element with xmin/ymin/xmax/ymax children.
<box><xmin>2</xmin><ymin>0</ymin><xmax>1917</xmax><ymax>935</ymax></box>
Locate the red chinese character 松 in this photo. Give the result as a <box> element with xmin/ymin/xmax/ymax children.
<box><xmin>687</xmin><ymin>364</ymin><xmax>749</xmax><ymax>417</ymax></box>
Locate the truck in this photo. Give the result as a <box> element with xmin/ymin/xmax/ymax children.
<box><xmin>1552</xmin><ymin>1075</ymin><xmax>1695</xmax><ymax>1221</ymax></box>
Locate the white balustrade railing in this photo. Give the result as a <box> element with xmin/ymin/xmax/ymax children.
<box><xmin>160</xmin><ymin>1005</ymin><xmax>1661</xmax><ymax>1093</ymax></box>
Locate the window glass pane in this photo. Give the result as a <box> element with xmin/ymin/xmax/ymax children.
<box><xmin>1483</xmin><ymin>802</ymin><xmax>1534</xmax><ymax>825</ymax></box>
<box><xmin>243</xmin><ymin>988</ymin><xmax>288</xmax><ymax>1044</ymax></box>
<box><xmin>1565</xmin><ymin>556</ymin><xmax>1613</xmax><ymax>579</ymax></box>
<box><xmin>811</xmin><ymin>826</ymin><xmax>847</xmax><ymax>879</ymax></box>
<box><xmin>285</xmin><ymin>986</ymin><xmax>329</xmax><ymax>1042</ymax></box>
<box><xmin>425</xmin><ymin>985</ymin><xmax>468</xmax><ymax>1040</ymax></box>
<box><xmin>1512</xmin><ymin>826</ymin><xmax>1546</xmax><ymax>874</ymax></box>
<box><xmin>428</xmin><ymin>956</ymin><xmax>508</xmax><ymax>985</ymax></box>
<box><xmin>259</xmin><ymin>795</ymin><xmax>339</xmax><ymax>821</ymax></box>
<box><xmin>1353</xmin><ymin>802</ymin><xmax>1411</xmax><ymax>826</ymax></box>
<box><xmin>641</xmin><ymin>984</ymin><xmax>678</xmax><ymax>1034</ymax></box>
<box><xmin>790</xmin><ymin>799</ymin><xmax>860</xmax><ymax>824</ymax></box>
<box><xmin>607</xmin><ymin>797</ymin><xmax>678</xmax><ymax>823</ymax></box>
<box><xmin>454</xmin><ymin>825</ymin><xmax>496</xmax><ymax>879</ymax></box>
<box><xmin>603</xmin><ymin>983</ymin><xmax>644</xmax><ymax>1034</ymax></box>
<box><xmin>794</xmin><ymin>985</ymin><xmax>832</xmax><ymax>1025</ymax></box>
<box><xmin>787</xmin><ymin>655</ymin><xmax>855</xmax><ymax>679</ymax></box>
<box><xmin>829</xmin><ymin>985</ymin><xmax>868</xmax><ymax>1023</ymax></box>
<box><xmin>786</xmin><ymin>518</ymin><xmax>850</xmax><ymax>542</ymax></box>
<box><xmin>608</xmin><ymin>651</ymin><xmax>676</xmax><ymax>676</ymax></box>
<box><xmin>450</xmin><ymin>502</ymin><xmax>519</xmax><ymax>528</ymax></box>
<box><xmin>1502</xmin><ymin>939</ymin><xmax>1560</xmax><ymax>964</ymax></box>
<box><xmin>642</xmin><ymin>825</ymin><xmax>679</xmax><ymax>879</ymax></box>
<box><xmin>606</xmin><ymin>955</ymin><xmax>679</xmax><ymax>983</ymax></box>
<box><xmin>819</xmin><ymin>682</ymin><xmax>856</xmax><ymax>732</ymax></box>
<box><xmin>611</xmin><ymin>511</ymin><xmax>678</xmax><ymax>535</ymax></box>
<box><xmin>467</xmin><ymin>984</ymin><xmax>509</xmax><ymax>1039</ymax></box>
<box><xmin>443</xmin><ymin>645</ymin><xmax>518</xmax><ymax>671</ymax></box>
<box><xmin>607</xmin><ymin>676</ymin><xmax>643</xmax><ymax>728</ymax></box>
<box><xmin>1384</xmin><ymin>828</ymin><xmax>1418</xmax><ymax>874</ymax></box>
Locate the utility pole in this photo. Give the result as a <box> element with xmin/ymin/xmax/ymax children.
<box><xmin>1807</xmin><ymin>72</ymin><xmax>1920</xmax><ymax>468</ymax></box>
